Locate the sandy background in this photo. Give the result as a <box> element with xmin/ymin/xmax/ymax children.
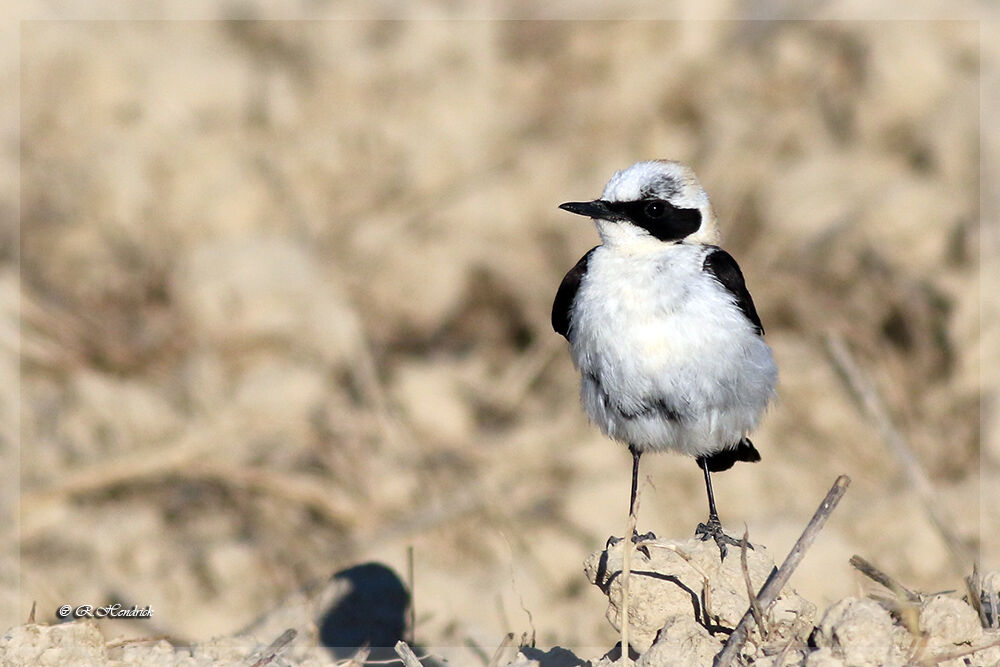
<box><xmin>5</xmin><ymin>9</ymin><xmax>999</xmax><ymax>664</ymax></box>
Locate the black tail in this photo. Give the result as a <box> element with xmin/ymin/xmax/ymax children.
<box><xmin>698</xmin><ymin>438</ymin><xmax>761</xmax><ymax>473</ymax></box>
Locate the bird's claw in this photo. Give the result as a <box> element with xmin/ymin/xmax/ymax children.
<box><xmin>606</xmin><ymin>530</ymin><xmax>657</xmax><ymax>558</ymax></box>
<box><xmin>695</xmin><ymin>518</ymin><xmax>752</xmax><ymax>560</ymax></box>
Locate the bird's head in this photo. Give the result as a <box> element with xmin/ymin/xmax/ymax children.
<box><xmin>559</xmin><ymin>160</ymin><xmax>720</xmax><ymax>250</ymax></box>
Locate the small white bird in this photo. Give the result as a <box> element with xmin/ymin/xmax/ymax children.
<box><xmin>552</xmin><ymin>160</ymin><xmax>777</xmax><ymax>556</ymax></box>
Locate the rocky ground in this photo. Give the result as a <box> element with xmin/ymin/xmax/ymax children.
<box><xmin>3</xmin><ymin>6</ymin><xmax>999</xmax><ymax>666</ymax></box>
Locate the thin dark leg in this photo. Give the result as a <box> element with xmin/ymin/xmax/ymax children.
<box><xmin>606</xmin><ymin>445</ymin><xmax>655</xmax><ymax>550</ymax></box>
<box><xmin>700</xmin><ymin>456</ymin><xmax>720</xmax><ymax>522</ymax></box>
<box><xmin>695</xmin><ymin>456</ymin><xmax>751</xmax><ymax>559</ymax></box>
<box><xmin>628</xmin><ymin>444</ymin><xmax>641</xmax><ymax>518</ymax></box>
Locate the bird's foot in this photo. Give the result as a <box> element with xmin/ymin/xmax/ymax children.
<box><xmin>605</xmin><ymin>531</ymin><xmax>657</xmax><ymax>558</ymax></box>
<box><xmin>695</xmin><ymin>517</ymin><xmax>752</xmax><ymax>560</ymax></box>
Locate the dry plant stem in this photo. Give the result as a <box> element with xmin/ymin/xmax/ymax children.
<box><xmin>338</xmin><ymin>646</ymin><xmax>370</xmax><ymax>667</ymax></box>
<box><xmin>966</xmin><ymin>562</ymin><xmax>999</xmax><ymax>629</ymax></box>
<box><xmin>849</xmin><ymin>555</ymin><xmax>921</xmax><ymax>603</ymax></box>
<box><xmin>904</xmin><ymin>622</ymin><xmax>929</xmax><ymax>664</ymax></box>
<box><xmin>849</xmin><ymin>554</ymin><xmax>921</xmax><ymax>634</ymax></box>
<box><xmin>824</xmin><ymin>332</ymin><xmax>969</xmax><ymax>576</ymax></box>
<box><xmin>740</xmin><ymin>528</ymin><xmax>766</xmax><ymax>641</ymax></box>
<box><xmin>105</xmin><ymin>635</ymin><xmax>172</xmax><ymax>649</ymax></box>
<box><xmin>486</xmin><ymin>633</ymin><xmax>515</xmax><ymax>667</ymax></box>
<box><xmin>247</xmin><ymin>628</ymin><xmax>297</xmax><ymax>667</ymax></box>
<box><xmin>990</xmin><ymin>575</ymin><xmax>999</xmax><ymax>630</ymax></box>
<box><xmin>715</xmin><ymin>475</ymin><xmax>851</xmax><ymax>667</ymax></box>
<box><xmin>967</xmin><ymin>563</ymin><xmax>988</xmax><ymax>627</ymax></box>
<box><xmin>773</xmin><ymin>636</ymin><xmax>798</xmax><ymax>667</ymax></box>
<box><xmin>394</xmin><ymin>640</ymin><xmax>423</xmax><ymax>667</ymax></box>
<box><xmin>619</xmin><ymin>492</ymin><xmax>640</xmax><ymax>665</ymax></box>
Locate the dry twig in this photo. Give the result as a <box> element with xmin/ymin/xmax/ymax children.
<box><xmin>105</xmin><ymin>635</ymin><xmax>173</xmax><ymax>650</ymax></box>
<box><xmin>989</xmin><ymin>573</ymin><xmax>999</xmax><ymax>629</ymax></box>
<box><xmin>715</xmin><ymin>475</ymin><xmax>851</xmax><ymax>667</ymax></box>
<box><xmin>966</xmin><ymin>563</ymin><xmax>1000</xmax><ymax>630</ymax></box>
<box><xmin>849</xmin><ymin>554</ymin><xmax>921</xmax><ymax>633</ymax></box>
<box><xmin>741</xmin><ymin>527</ymin><xmax>766</xmax><ymax>642</ymax></box>
<box><xmin>619</xmin><ymin>490</ymin><xmax>640</xmax><ymax>665</ymax></box>
<box><xmin>394</xmin><ymin>640</ymin><xmax>423</xmax><ymax>667</ymax></box>
<box><xmin>486</xmin><ymin>632</ymin><xmax>515</xmax><ymax>667</ymax></box>
<box><xmin>849</xmin><ymin>554</ymin><xmax>922</xmax><ymax>603</ymax></box>
<box><xmin>336</xmin><ymin>646</ymin><xmax>370</xmax><ymax>667</ymax></box>
<box><xmin>246</xmin><ymin>628</ymin><xmax>297</xmax><ymax>667</ymax></box>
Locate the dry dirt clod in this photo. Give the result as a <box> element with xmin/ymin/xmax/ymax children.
<box><xmin>583</xmin><ymin>536</ymin><xmax>815</xmax><ymax>657</ymax></box>
<box><xmin>918</xmin><ymin>594</ymin><xmax>983</xmax><ymax>649</ymax></box>
<box><xmin>812</xmin><ymin>597</ymin><xmax>906</xmax><ymax>665</ymax></box>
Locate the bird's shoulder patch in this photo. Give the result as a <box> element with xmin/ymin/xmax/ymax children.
<box><xmin>552</xmin><ymin>247</ymin><xmax>598</xmax><ymax>339</ymax></box>
<box><xmin>702</xmin><ymin>247</ymin><xmax>764</xmax><ymax>335</ymax></box>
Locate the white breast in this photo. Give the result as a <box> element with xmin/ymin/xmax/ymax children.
<box><xmin>567</xmin><ymin>243</ymin><xmax>777</xmax><ymax>458</ymax></box>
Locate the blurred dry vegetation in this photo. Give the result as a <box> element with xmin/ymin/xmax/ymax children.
<box><xmin>6</xmin><ymin>15</ymin><xmax>996</xmax><ymax>663</ymax></box>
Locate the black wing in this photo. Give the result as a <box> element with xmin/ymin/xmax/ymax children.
<box><xmin>703</xmin><ymin>248</ymin><xmax>764</xmax><ymax>336</ymax></box>
<box><xmin>699</xmin><ymin>438</ymin><xmax>761</xmax><ymax>472</ymax></box>
<box><xmin>552</xmin><ymin>247</ymin><xmax>597</xmax><ymax>339</ymax></box>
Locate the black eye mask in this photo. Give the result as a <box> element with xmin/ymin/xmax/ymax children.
<box><xmin>603</xmin><ymin>199</ymin><xmax>702</xmax><ymax>242</ymax></box>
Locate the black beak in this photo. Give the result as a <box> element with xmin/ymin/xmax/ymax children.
<box><xmin>559</xmin><ymin>200</ymin><xmax>616</xmax><ymax>220</ymax></box>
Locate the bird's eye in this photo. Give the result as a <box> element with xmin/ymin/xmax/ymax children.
<box><xmin>644</xmin><ymin>200</ymin><xmax>666</xmax><ymax>218</ymax></box>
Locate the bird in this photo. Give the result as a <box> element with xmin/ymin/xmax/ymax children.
<box><xmin>552</xmin><ymin>160</ymin><xmax>777</xmax><ymax>557</ymax></box>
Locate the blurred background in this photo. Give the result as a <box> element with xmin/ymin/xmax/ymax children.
<box><xmin>6</xmin><ymin>12</ymin><xmax>998</xmax><ymax>663</ymax></box>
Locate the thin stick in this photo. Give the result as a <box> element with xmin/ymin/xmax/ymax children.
<box><xmin>966</xmin><ymin>563</ymin><xmax>989</xmax><ymax>628</ymax></box>
<box><xmin>740</xmin><ymin>527</ymin><xmax>766</xmax><ymax>640</ymax></box>
<box><xmin>990</xmin><ymin>574</ymin><xmax>999</xmax><ymax>629</ymax></box>
<box><xmin>106</xmin><ymin>635</ymin><xmax>173</xmax><ymax>650</ymax></box>
<box><xmin>394</xmin><ymin>640</ymin><xmax>423</xmax><ymax>667</ymax></box>
<box><xmin>824</xmin><ymin>332</ymin><xmax>969</xmax><ymax>575</ymax></box>
<box><xmin>486</xmin><ymin>633</ymin><xmax>515</xmax><ymax>667</ymax></box>
<box><xmin>715</xmin><ymin>475</ymin><xmax>851</xmax><ymax>667</ymax></box>
<box><xmin>849</xmin><ymin>555</ymin><xmax>921</xmax><ymax>633</ymax></box>
<box><xmin>363</xmin><ymin>653</ymin><xmax>440</xmax><ymax>665</ymax></box>
<box><xmin>619</xmin><ymin>492</ymin><xmax>640</xmax><ymax>665</ymax></box>
<box><xmin>339</xmin><ymin>646</ymin><xmax>370</xmax><ymax>667</ymax></box>
<box><xmin>772</xmin><ymin>636</ymin><xmax>799</xmax><ymax>667</ymax></box>
<box><xmin>849</xmin><ymin>555</ymin><xmax>922</xmax><ymax>603</ymax></box>
<box><xmin>247</xmin><ymin>628</ymin><xmax>297</xmax><ymax>667</ymax></box>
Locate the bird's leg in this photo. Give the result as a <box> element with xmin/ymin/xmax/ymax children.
<box><xmin>606</xmin><ymin>446</ymin><xmax>655</xmax><ymax>550</ymax></box>
<box><xmin>629</xmin><ymin>444</ymin><xmax>641</xmax><ymax>518</ymax></box>
<box><xmin>694</xmin><ymin>456</ymin><xmax>752</xmax><ymax>560</ymax></box>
